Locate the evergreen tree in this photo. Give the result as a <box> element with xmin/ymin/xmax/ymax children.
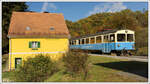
<box><xmin>2</xmin><ymin>2</ymin><xmax>28</xmax><ymax>54</ymax></box>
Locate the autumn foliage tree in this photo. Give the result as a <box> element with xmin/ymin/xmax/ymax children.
<box><xmin>66</xmin><ymin>9</ymin><xmax>148</xmax><ymax>55</ymax></box>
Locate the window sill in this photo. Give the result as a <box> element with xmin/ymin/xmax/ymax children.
<box><xmin>32</xmin><ymin>48</ymin><xmax>38</xmax><ymax>50</ymax></box>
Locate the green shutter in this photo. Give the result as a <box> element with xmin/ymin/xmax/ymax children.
<box><xmin>38</xmin><ymin>42</ymin><xmax>40</xmax><ymax>48</ymax></box>
<box><xmin>29</xmin><ymin>42</ymin><xmax>32</xmax><ymax>48</ymax></box>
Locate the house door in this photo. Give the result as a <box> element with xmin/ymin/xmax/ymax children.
<box><xmin>15</xmin><ymin>58</ymin><xmax>22</xmax><ymax>69</ymax></box>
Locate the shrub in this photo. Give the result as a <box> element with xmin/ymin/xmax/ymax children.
<box><xmin>15</xmin><ymin>54</ymin><xmax>58</xmax><ymax>82</ymax></box>
<box><xmin>62</xmin><ymin>51</ymin><xmax>89</xmax><ymax>80</ymax></box>
<box><xmin>136</xmin><ymin>47</ymin><xmax>148</xmax><ymax>56</ymax></box>
<box><xmin>2</xmin><ymin>54</ymin><xmax>9</xmax><ymax>64</ymax></box>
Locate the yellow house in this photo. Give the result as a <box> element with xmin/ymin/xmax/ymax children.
<box><xmin>7</xmin><ymin>12</ymin><xmax>70</xmax><ymax>70</ymax></box>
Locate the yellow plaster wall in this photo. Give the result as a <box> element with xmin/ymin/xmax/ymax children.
<box><xmin>9</xmin><ymin>38</ymin><xmax>69</xmax><ymax>70</ymax></box>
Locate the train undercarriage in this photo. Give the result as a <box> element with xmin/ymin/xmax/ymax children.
<box><xmin>70</xmin><ymin>49</ymin><xmax>135</xmax><ymax>56</ymax></box>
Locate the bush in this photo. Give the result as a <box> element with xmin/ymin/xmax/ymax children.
<box><xmin>2</xmin><ymin>54</ymin><xmax>9</xmax><ymax>64</ymax></box>
<box><xmin>62</xmin><ymin>51</ymin><xmax>89</xmax><ymax>80</ymax></box>
<box><xmin>136</xmin><ymin>47</ymin><xmax>148</xmax><ymax>56</ymax></box>
<box><xmin>15</xmin><ymin>54</ymin><xmax>58</xmax><ymax>82</ymax></box>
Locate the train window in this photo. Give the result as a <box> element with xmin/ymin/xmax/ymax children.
<box><xmin>72</xmin><ymin>41</ymin><xmax>74</xmax><ymax>45</ymax></box>
<box><xmin>96</xmin><ymin>36</ymin><xmax>101</xmax><ymax>43</ymax></box>
<box><xmin>86</xmin><ymin>38</ymin><xmax>89</xmax><ymax>44</ymax></box>
<box><xmin>117</xmin><ymin>34</ymin><xmax>125</xmax><ymax>42</ymax></box>
<box><xmin>90</xmin><ymin>37</ymin><xmax>95</xmax><ymax>44</ymax></box>
<box><xmin>74</xmin><ymin>40</ymin><xmax>76</xmax><ymax>45</ymax></box>
<box><xmin>104</xmin><ymin>35</ymin><xmax>109</xmax><ymax>42</ymax></box>
<box><xmin>70</xmin><ymin>41</ymin><xmax>72</xmax><ymax>45</ymax></box>
<box><xmin>110</xmin><ymin>34</ymin><xmax>115</xmax><ymax>42</ymax></box>
<box><xmin>75</xmin><ymin>40</ymin><xmax>77</xmax><ymax>45</ymax></box>
<box><xmin>104</xmin><ymin>36</ymin><xmax>106</xmax><ymax>42</ymax></box>
<box><xmin>78</xmin><ymin>40</ymin><xmax>80</xmax><ymax>45</ymax></box>
<box><xmin>80</xmin><ymin>39</ymin><xmax>82</xmax><ymax>44</ymax></box>
<box><xmin>107</xmin><ymin>36</ymin><xmax>109</xmax><ymax>42</ymax></box>
<box><xmin>127</xmin><ymin>34</ymin><xmax>134</xmax><ymax>42</ymax></box>
<box><xmin>82</xmin><ymin>39</ymin><xmax>85</xmax><ymax>44</ymax></box>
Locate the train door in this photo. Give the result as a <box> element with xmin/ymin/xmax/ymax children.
<box><xmin>103</xmin><ymin>35</ymin><xmax>108</xmax><ymax>53</ymax></box>
<box><xmin>105</xmin><ymin>43</ymin><xmax>109</xmax><ymax>53</ymax></box>
<box><xmin>104</xmin><ymin>35</ymin><xmax>109</xmax><ymax>53</ymax></box>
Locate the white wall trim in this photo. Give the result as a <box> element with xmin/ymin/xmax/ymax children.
<box><xmin>9</xmin><ymin>39</ymin><xmax>12</xmax><ymax>70</ymax></box>
<box><xmin>9</xmin><ymin>51</ymin><xmax>66</xmax><ymax>55</ymax></box>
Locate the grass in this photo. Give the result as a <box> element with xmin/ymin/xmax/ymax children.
<box><xmin>2</xmin><ymin>54</ymin><xmax>9</xmax><ymax>70</ymax></box>
<box><xmin>44</xmin><ymin>56</ymin><xmax>148</xmax><ymax>82</ymax></box>
<box><xmin>3</xmin><ymin>56</ymin><xmax>148</xmax><ymax>82</ymax></box>
<box><xmin>2</xmin><ymin>63</ymin><xmax>6</xmax><ymax>71</ymax></box>
<box><xmin>136</xmin><ymin>47</ymin><xmax>148</xmax><ymax>56</ymax></box>
<box><xmin>2</xmin><ymin>71</ymin><xmax>16</xmax><ymax>82</ymax></box>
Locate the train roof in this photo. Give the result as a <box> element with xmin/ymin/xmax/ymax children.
<box><xmin>70</xmin><ymin>29</ymin><xmax>134</xmax><ymax>40</ymax></box>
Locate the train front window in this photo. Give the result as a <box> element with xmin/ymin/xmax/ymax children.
<box><xmin>117</xmin><ymin>34</ymin><xmax>125</xmax><ymax>42</ymax></box>
<box><xmin>127</xmin><ymin>34</ymin><xmax>134</xmax><ymax>42</ymax></box>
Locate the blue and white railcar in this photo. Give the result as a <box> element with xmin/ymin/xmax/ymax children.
<box><xmin>69</xmin><ymin>29</ymin><xmax>135</xmax><ymax>55</ymax></box>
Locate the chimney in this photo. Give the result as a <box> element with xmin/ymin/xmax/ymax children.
<box><xmin>43</xmin><ymin>11</ymin><xmax>49</xmax><ymax>13</ymax></box>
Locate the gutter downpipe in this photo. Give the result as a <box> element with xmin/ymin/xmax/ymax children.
<box><xmin>8</xmin><ymin>36</ymin><xmax>11</xmax><ymax>71</ymax></box>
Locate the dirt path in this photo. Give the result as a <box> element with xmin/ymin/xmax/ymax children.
<box><xmin>117</xmin><ymin>71</ymin><xmax>148</xmax><ymax>82</ymax></box>
<box><xmin>90</xmin><ymin>54</ymin><xmax>148</xmax><ymax>81</ymax></box>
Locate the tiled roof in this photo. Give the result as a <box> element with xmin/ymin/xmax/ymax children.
<box><xmin>8</xmin><ymin>12</ymin><xmax>70</xmax><ymax>38</ymax></box>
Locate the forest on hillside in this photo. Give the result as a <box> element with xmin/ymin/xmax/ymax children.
<box><xmin>66</xmin><ymin>9</ymin><xmax>148</xmax><ymax>56</ymax></box>
<box><xmin>2</xmin><ymin>2</ymin><xmax>148</xmax><ymax>56</ymax></box>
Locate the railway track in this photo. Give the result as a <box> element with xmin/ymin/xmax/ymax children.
<box><xmin>88</xmin><ymin>54</ymin><xmax>148</xmax><ymax>62</ymax></box>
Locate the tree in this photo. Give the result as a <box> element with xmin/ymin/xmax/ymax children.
<box><xmin>2</xmin><ymin>2</ymin><xmax>28</xmax><ymax>54</ymax></box>
<box><xmin>66</xmin><ymin>9</ymin><xmax>148</xmax><ymax>56</ymax></box>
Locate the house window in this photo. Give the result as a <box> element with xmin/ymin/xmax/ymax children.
<box><xmin>50</xmin><ymin>27</ymin><xmax>54</xmax><ymax>30</ymax></box>
<box><xmin>29</xmin><ymin>41</ymin><xmax>40</xmax><ymax>48</ymax></box>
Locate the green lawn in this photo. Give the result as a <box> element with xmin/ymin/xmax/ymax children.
<box><xmin>3</xmin><ymin>56</ymin><xmax>148</xmax><ymax>82</ymax></box>
<box><xmin>45</xmin><ymin>56</ymin><xmax>148</xmax><ymax>82</ymax></box>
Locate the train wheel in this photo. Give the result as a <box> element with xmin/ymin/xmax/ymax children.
<box><xmin>116</xmin><ymin>52</ymin><xmax>121</xmax><ymax>56</ymax></box>
<box><xmin>120</xmin><ymin>53</ymin><xmax>124</xmax><ymax>56</ymax></box>
<box><xmin>124</xmin><ymin>53</ymin><xmax>129</xmax><ymax>56</ymax></box>
<box><xmin>128</xmin><ymin>51</ymin><xmax>132</xmax><ymax>56</ymax></box>
<box><xmin>111</xmin><ymin>52</ymin><xmax>117</xmax><ymax>56</ymax></box>
<box><xmin>123</xmin><ymin>51</ymin><xmax>130</xmax><ymax>56</ymax></box>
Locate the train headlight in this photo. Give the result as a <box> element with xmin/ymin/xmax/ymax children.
<box><xmin>117</xmin><ymin>44</ymin><xmax>120</xmax><ymax>47</ymax></box>
<box><xmin>132</xmin><ymin>44</ymin><xmax>135</xmax><ymax>48</ymax></box>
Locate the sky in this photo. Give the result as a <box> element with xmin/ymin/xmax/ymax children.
<box><xmin>26</xmin><ymin>2</ymin><xmax>148</xmax><ymax>22</ymax></box>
